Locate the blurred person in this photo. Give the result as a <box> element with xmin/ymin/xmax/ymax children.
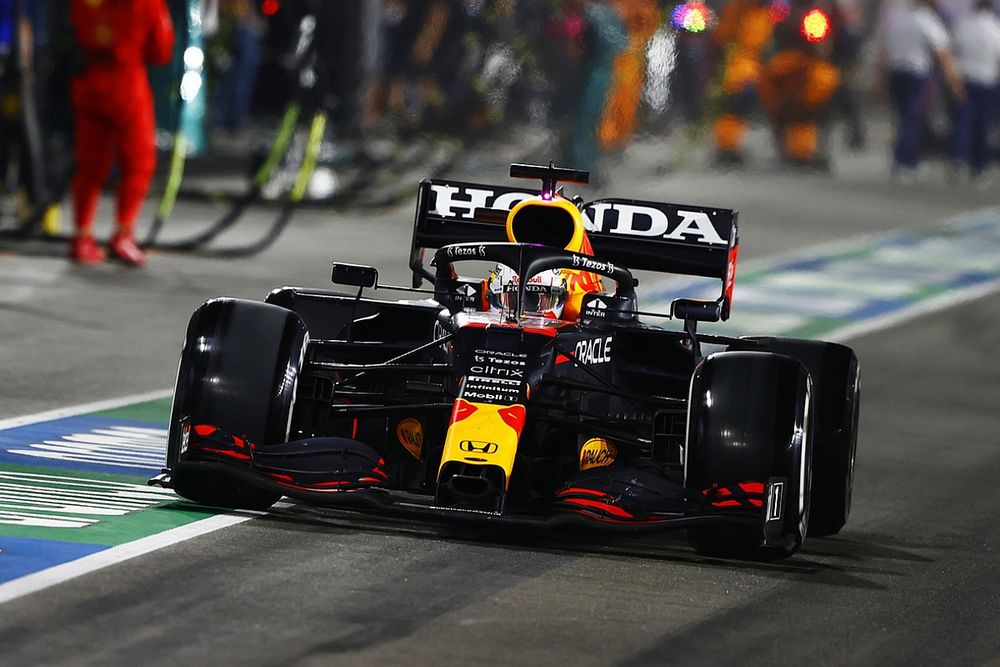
<box><xmin>459</xmin><ymin>0</ymin><xmax>538</xmax><ymax>133</ymax></box>
<box><xmin>668</xmin><ymin>18</ymin><xmax>713</xmax><ymax>124</ymax></box>
<box><xmin>363</xmin><ymin>0</ymin><xmax>411</xmax><ymax>130</ymax></box>
<box><xmin>541</xmin><ymin>0</ymin><xmax>589</xmax><ymax>135</ymax></box>
<box><xmin>948</xmin><ymin>0</ymin><xmax>1000</xmax><ymax>183</ymax></box>
<box><xmin>711</xmin><ymin>0</ymin><xmax>775</xmax><ymax>163</ymax></box>
<box><xmin>758</xmin><ymin>2</ymin><xmax>842</xmax><ymax>166</ymax></box>
<box><xmin>828</xmin><ymin>0</ymin><xmax>867</xmax><ymax>149</ymax></box>
<box><xmin>414</xmin><ymin>0</ymin><xmax>473</xmax><ymax>132</ymax></box>
<box><xmin>363</xmin><ymin>1</ymin><xmax>458</xmax><ymax>134</ymax></box>
<box><xmin>598</xmin><ymin>0</ymin><xmax>659</xmax><ymax>151</ymax></box>
<box><xmin>213</xmin><ymin>0</ymin><xmax>264</xmax><ymax>136</ymax></box>
<box><xmin>879</xmin><ymin>0</ymin><xmax>965</xmax><ymax>180</ymax></box>
<box><xmin>567</xmin><ymin>0</ymin><xmax>628</xmax><ymax>174</ymax></box>
<box><xmin>69</xmin><ymin>0</ymin><xmax>174</xmax><ymax>265</ymax></box>
<box><xmin>287</xmin><ymin>1</ymin><xmax>367</xmax><ymax>131</ymax></box>
<box><xmin>0</xmin><ymin>0</ymin><xmax>49</xmax><ymax>221</ymax></box>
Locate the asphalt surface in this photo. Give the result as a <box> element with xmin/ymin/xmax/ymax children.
<box><xmin>1</xmin><ymin>132</ymin><xmax>999</xmax><ymax>665</ymax></box>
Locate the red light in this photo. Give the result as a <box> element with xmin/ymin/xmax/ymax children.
<box><xmin>261</xmin><ymin>0</ymin><xmax>280</xmax><ymax>17</ymax></box>
<box><xmin>801</xmin><ymin>8</ymin><xmax>831</xmax><ymax>42</ymax></box>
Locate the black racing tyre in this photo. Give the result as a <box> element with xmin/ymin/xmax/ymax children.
<box><xmin>167</xmin><ymin>298</ymin><xmax>308</xmax><ymax>510</ymax></box>
<box><xmin>739</xmin><ymin>338</ymin><xmax>860</xmax><ymax>537</ymax></box>
<box><xmin>685</xmin><ymin>351</ymin><xmax>813</xmax><ymax>560</ymax></box>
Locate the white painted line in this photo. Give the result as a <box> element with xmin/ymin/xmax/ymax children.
<box><xmin>0</xmin><ymin>389</ymin><xmax>173</xmax><ymax>432</ymax></box>
<box><xmin>0</xmin><ymin>511</ymin><xmax>254</xmax><ymax>605</ymax></box>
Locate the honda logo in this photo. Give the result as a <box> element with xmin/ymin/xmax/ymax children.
<box><xmin>459</xmin><ymin>440</ymin><xmax>499</xmax><ymax>454</ymax></box>
<box><xmin>584</xmin><ymin>202</ymin><xmax>727</xmax><ymax>246</ymax></box>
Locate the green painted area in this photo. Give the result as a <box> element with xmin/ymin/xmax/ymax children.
<box><xmin>0</xmin><ymin>463</ymin><xmax>221</xmax><ymax>546</ymax></box>
<box><xmin>94</xmin><ymin>397</ymin><xmax>172</xmax><ymax>424</ymax></box>
<box><xmin>910</xmin><ymin>282</ymin><xmax>956</xmax><ymax>302</ymax></box>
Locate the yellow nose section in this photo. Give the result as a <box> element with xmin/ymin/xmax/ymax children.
<box><xmin>439</xmin><ymin>399</ymin><xmax>527</xmax><ymax>489</ymax></box>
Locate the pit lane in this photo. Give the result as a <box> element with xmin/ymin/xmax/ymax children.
<box><xmin>1</xmin><ymin>150</ymin><xmax>998</xmax><ymax>665</ymax></box>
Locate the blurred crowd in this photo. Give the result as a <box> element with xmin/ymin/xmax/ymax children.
<box><xmin>1</xmin><ymin>0</ymin><xmax>1000</xmax><ymax>263</ymax></box>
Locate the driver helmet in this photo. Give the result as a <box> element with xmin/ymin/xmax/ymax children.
<box><xmin>486</xmin><ymin>265</ymin><xmax>568</xmax><ymax>319</ymax></box>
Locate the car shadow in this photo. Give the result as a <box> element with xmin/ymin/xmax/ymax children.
<box><xmin>159</xmin><ymin>500</ymin><xmax>917</xmax><ymax>591</ymax></box>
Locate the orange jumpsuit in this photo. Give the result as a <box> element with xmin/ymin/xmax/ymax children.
<box><xmin>598</xmin><ymin>0</ymin><xmax>660</xmax><ymax>150</ymax></box>
<box><xmin>712</xmin><ymin>0</ymin><xmax>774</xmax><ymax>155</ymax></box>
<box><xmin>70</xmin><ymin>0</ymin><xmax>174</xmax><ymax>243</ymax></box>
<box><xmin>757</xmin><ymin>8</ymin><xmax>840</xmax><ymax>162</ymax></box>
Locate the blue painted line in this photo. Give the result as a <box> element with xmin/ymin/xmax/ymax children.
<box><xmin>848</xmin><ymin>298</ymin><xmax>909</xmax><ymax>321</ymax></box>
<box><xmin>949</xmin><ymin>272</ymin><xmax>997</xmax><ymax>289</ymax></box>
<box><xmin>0</xmin><ymin>536</ymin><xmax>107</xmax><ymax>584</ymax></box>
<box><xmin>780</xmin><ymin>257</ymin><xmax>833</xmax><ymax>272</ymax></box>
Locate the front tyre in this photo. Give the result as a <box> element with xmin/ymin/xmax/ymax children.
<box><xmin>740</xmin><ymin>338</ymin><xmax>860</xmax><ymax>536</ymax></box>
<box><xmin>167</xmin><ymin>298</ymin><xmax>308</xmax><ymax>510</ymax></box>
<box><xmin>685</xmin><ymin>352</ymin><xmax>813</xmax><ymax>560</ymax></box>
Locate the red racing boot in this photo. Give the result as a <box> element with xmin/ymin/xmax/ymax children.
<box><xmin>69</xmin><ymin>234</ymin><xmax>106</xmax><ymax>264</ymax></box>
<box><xmin>108</xmin><ymin>231</ymin><xmax>146</xmax><ymax>267</ymax></box>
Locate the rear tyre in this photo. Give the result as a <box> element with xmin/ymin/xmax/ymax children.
<box><xmin>167</xmin><ymin>298</ymin><xmax>308</xmax><ymax>510</ymax></box>
<box><xmin>740</xmin><ymin>338</ymin><xmax>860</xmax><ymax>536</ymax></box>
<box><xmin>685</xmin><ymin>352</ymin><xmax>812</xmax><ymax>560</ymax></box>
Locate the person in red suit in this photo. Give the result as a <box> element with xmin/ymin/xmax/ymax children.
<box><xmin>69</xmin><ymin>0</ymin><xmax>174</xmax><ymax>265</ymax></box>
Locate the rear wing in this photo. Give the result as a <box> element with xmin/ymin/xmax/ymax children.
<box><xmin>409</xmin><ymin>179</ymin><xmax>740</xmax><ymax>319</ymax></box>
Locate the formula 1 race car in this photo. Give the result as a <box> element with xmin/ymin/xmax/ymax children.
<box><xmin>150</xmin><ymin>163</ymin><xmax>860</xmax><ymax>560</ymax></box>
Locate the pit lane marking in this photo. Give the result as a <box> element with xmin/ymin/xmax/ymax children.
<box><xmin>0</xmin><ymin>390</ymin><xmax>253</xmax><ymax>606</ymax></box>
<box><xmin>645</xmin><ymin>207</ymin><xmax>1000</xmax><ymax>341</ymax></box>
<box><xmin>0</xmin><ymin>513</ymin><xmax>255</xmax><ymax>605</ymax></box>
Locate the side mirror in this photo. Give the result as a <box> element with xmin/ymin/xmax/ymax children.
<box><xmin>331</xmin><ymin>263</ymin><xmax>378</xmax><ymax>289</ymax></box>
<box><xmin>670</xmin><ymin>298</ymin><xmax>722</xmax><ymax>323</ymax></box>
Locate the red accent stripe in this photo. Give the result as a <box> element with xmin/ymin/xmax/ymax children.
<box><xmin>201</xmin><ymin>447</ymin><xmax>251</xmax><ymax>460</ymax></box>
<box><xmin>351</xmin><ymin>418</ymin><xmax>358</xmax><ymax>439</ymax></box>
<box><xmin>497</xmin><ymin>404</ymin><xmax>526</xmax><ymax>434</ymax></box>
<box><xmin>450</xmin><ymin>398</ymin><xmax>478</xmax><ymax>423</ymax></box>
<box><xmin>715</xmin><ymin>487</ymin><xmax>732</xmax><ymax>496</ymax></box>
<box><xmin>313</xmin><ymin>480</ymin><xmax>349</xmax><ymax>487</ymax></box>
<box><xmin>724</xmin><ymin>243</ymin><xmax>739</xmax><ymax>310</ymax></box>
<box><xmin>555</xmin><ymin>353</ymin><xmax>571</xmax><ymax>365</ymax></box>
<box><xmin>193</xmin><ymin>425</ymin><xmax>218</xmax><ymax>437</ymax></box>
<box><xmin>266</xmin><ymin>472</ymin><xmax>294</xmax><ymax>482</ymax></box>
<box><xmin>562</xmin><ymin>497</ymin><xmax>634</xmax><ymax>519</ymax></box>
<box><xmin>231</xmin><ymin>436</ymin><xmax>246</xmax><ymax>449</ymax></box>
<box><xmin>748</xmin><ymin>499</ymin><xmax>763</xmax><ymax>507</ymax></box>
<box><xmin>739</xmin><ymin>482</ymin><xmax>765</xmax><ymax>494</ymax></box>
<box><xmin>711</xmin><ymin>500</ymin><xmax>742</xmax><ymax>508</ymax></box>
<box><xmin>556</xmin><ymin>487</ymin><xmax>610</xmax><ymax>498</ymax></box>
